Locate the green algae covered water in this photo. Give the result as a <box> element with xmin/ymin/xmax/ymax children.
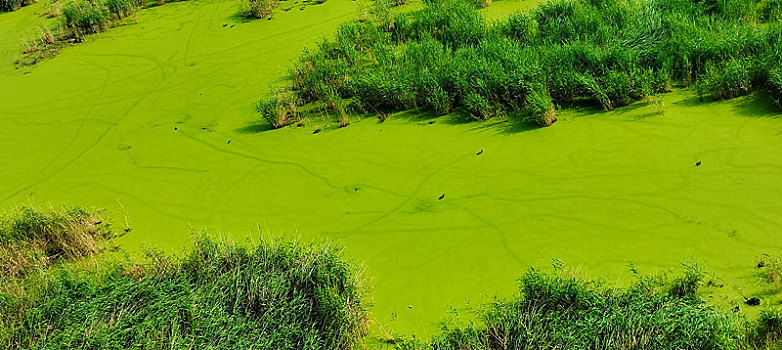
<box><xmin>1</xmin><ymin>0</ymin><xmax>782</xmax><ymax>339</ymax></box>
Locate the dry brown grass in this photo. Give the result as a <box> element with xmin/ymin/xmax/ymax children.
<box><xmin>22</xmin><ymin>43</ymin><xmax>38</xmax><ymax>54</ymax></box>
<box><xmin>258</xmin><ymin>91</ymin><xmax>300</xmax><ymax>128</ymax></box>
<box><xmin>38</xmin><ymin>28</ymin><xmax>55</xmax><ymax>45</ymax></box>
<box><xmin>246</xmin><ymin>0</ymin><xmax>275</xmax><ymax>19</ymax></box>
<box><xmin>0</xmin><ymin>205</ymin><xmax>112</xmax><ymax>279</ymax></box>
<box><xmin>539</xmin><ymin>107</ymin><xmax>557</xmax><ymax>126</ymax></box>
<box><xmin>762</xmin><ymin>257</ymin><xmax>782</xmax><ymax>292</ymax></box>
<box><xmin>45</xmin><ymin>0</ymin><xmax>61</xmax><ymax>18</ymax></box>
<box><xmin>475</xmin><ymin>0</ymin><xmax>491</xmax><ymax>8</ymax></box>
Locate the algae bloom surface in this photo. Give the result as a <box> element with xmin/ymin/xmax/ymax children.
<box><xmin>0</xmin><ymin>0</ymin><xmax>781</xmax><ymax>337</ymax></box>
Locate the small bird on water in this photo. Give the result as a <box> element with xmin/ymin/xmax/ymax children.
<box><xmin>695</xmin><ymin>161</ymin><xmax>702</xmax><ymax>166</ymax></box>
<box><xmin>438</xmin><ymin>193</ymin><xmax>445</xmax><ymax>200</ymax></box>
<box><xmin>312</xmin><ymin>128</ymin><xmax>321</xmax><ymax>134</ymax></box>
<box><xmin>477</xmin><ymin>149</ymin><xmax>483</xmax><ymax>155</ymax></box>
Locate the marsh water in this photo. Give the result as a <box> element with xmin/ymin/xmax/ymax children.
<box><xmin>1</xmin><ymin>0</ymin><xmax>781</xmax><ymax>337</ymax></box>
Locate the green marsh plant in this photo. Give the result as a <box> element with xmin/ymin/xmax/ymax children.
<box><xmin>397</xmin><ymin>267</ymin><xmax>781</xmax><ymax>349</ymax></box>
<box><xmin>265</xmin><ymin>0</ymin><xmax>782</xmax><ymax>129</ymax></box>
<box><xmin>0</xmin><ymin>236</ymin><xmax>369</xmax><ymax>349</ymax></box>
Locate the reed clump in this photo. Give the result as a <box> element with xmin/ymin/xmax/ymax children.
<box><xmin>0</xmin><ymin>236</ymin><xmax>370</xmax><ymax>349</ymax></box>
<box><xmin>257</xmin><ymin>90</ymin><xmax>301</xmax><ymax>128</ymax></box>
<box><xmin>397</xmin><ymin>267</ymin><xmax>781</xmax><ymax>350</ymax></box>
<box><xmin>243</xmin><ymin>0</ymin><xmax>275</xmax><ymax>19</ymax></box>
<box><xmin>264</xmin><ymin>0</ymin><xmax>782</xmax><ymax>129</ymax></box>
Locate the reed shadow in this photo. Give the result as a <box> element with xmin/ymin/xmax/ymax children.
<box><xmin>236</xmin><ymin>122</ymin><xmax>273</xmax><ymax>134</ymax></box>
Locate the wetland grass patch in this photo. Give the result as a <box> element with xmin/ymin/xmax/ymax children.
<box><xmin>0</xmin><ymin>205</ymin><xmax>115</xmax><ymax>344</ymax></box>
<box><xmin>0</xmin><ymin>235</ymin><xmax>369</xmax><ymax>349</ymax></box>
<box><xmin>261</xmin><ymin>0</ymin><xmax>782</xmax><ymax>129</ymax></box>
<box><xmin>16</xmin><ymin>0</ymin><xmax>187</xmax><ymax>65</ymax></box>
<box><xmin>397</xmin><ymin>268</ymin><xmax>782</xmax><ymax>350</ymax></box>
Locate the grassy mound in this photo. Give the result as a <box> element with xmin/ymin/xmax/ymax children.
<box><xmin>0</xmin><ymin>205</ymin><xmax>112</xmax><ymax>279</ymax></box>
<box><xmin>261</xmin><ymin>0</ymin><xmax>782</xmax><ymax>128</ymax></box>
<box><xmin>0</xmin><ymin>237</ymin><xmax>369</xmax><ymax>349</ymax></box>
<box><xmin>399</xmin><ymin>268</ymin><xmax>782</xmax><ymax>349</ymax></box>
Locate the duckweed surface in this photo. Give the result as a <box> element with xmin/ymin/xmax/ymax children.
<box><xmin>1</xmin><ymin>0</ymin><xmax>781</xmax><ymax>337</ymax></box>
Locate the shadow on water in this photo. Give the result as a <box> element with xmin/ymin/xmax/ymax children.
<box><xmin>672</xmin><ymin>94</ymin><xmax>706</xmax><ymax>108</ymax></box>
<box><xmin>236</xmin><ymin>122</ymin><xmax>273</xmax><ymax>134</ymax></box>
<box><xmin>238</xmin><ymin>90</ymin><xmax>782</xmax><ymax>135</ymax></box>
<box><xmin>732</xmin><ymin>93</ymin><xmax>782</xmax><ymax>119</ymax></box>
<box><xmin>391</xmin><ymin>107</ymin><xmax>541</xmax><ymax>134</ymax></box>
<box><xmin>674</xmin><ymin>91</ymin><xmax>782</xmax><ymax>119</ymax></box>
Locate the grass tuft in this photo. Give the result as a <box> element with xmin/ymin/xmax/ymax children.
<box><xmin>243</xmin><ymin>0</ymin><xmax>275</xmax><ymax>19</ymax></box>
<box><xmin>0</xmin><ymin>205</ymin><xmax>112</xmax><ymax>279</ymax></box>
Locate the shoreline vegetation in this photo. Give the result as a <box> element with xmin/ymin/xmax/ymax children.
<box><xmin>0</xmin><ymin>0</ymin><xmax>36</xmax><ymax>12</ymax></box>
<box><xmin>397</xmin><ymin>267</ymin><xmax>782</xmax><ymax>349</ymax></box>
<box><xmin>0</xmin><ymin>205</ymin><xmax>369</xmax><ymax>349</ymax></box>
<box><xmin>258</xmin><ymin>0</ymin><xmax>782</xmax><ymax>129</ymax></box>
<box><xmin>16</xmin><ymin>0</ymin><xmax>194</xmax><ymax>65</ymax></box>
<box><xmin>0</xmin><ymin>205</ymin><xmax>780</xmax><ymax>348</ymax></box>
<box><xmin>0</xmin><ymin>205</ymin><xmax>116</xmax><ymax>345</ymax></box>
<box><xmin>0</xmin><ymin>205</ymin><xmax>114</xmax><ymax>279</ymax></box>
<box><xmin>16</xmin><ymin>0</ymin><xmax>333</xmax><ymax>65</ymax></box>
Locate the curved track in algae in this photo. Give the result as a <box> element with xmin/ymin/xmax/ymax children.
<box><xmin>1</xmin><ymin>0</ymin><xmax>782</xmax><ymax>338</ymax></box>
